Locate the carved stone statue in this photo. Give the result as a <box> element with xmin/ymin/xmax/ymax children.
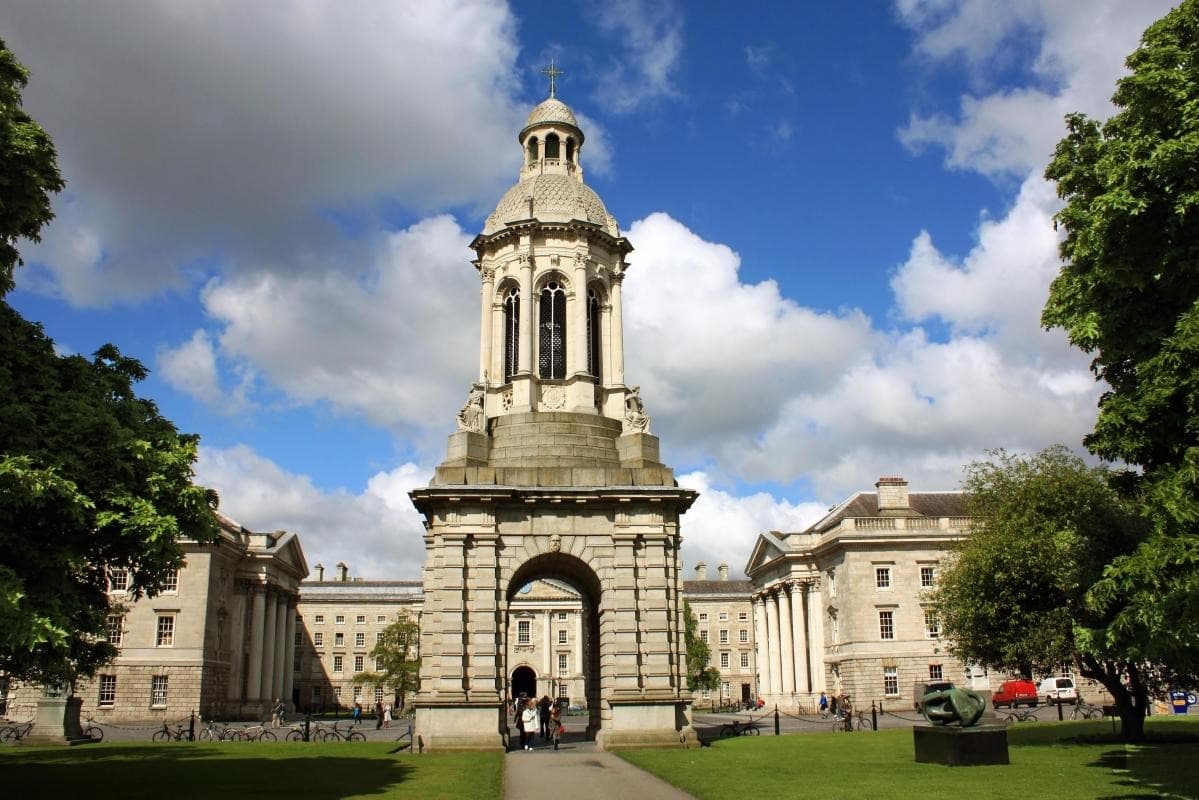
<box><xmin>623</xmin><ymin>386</ymin><xmax>650</xmax><ymax>433</ymax></box>
<box><xmin>920</xmin><ymin>687</ymin><xmax>986</xmax><ymax>727</ymax></box>
<box><xmin>456</xmin><ymin>382</ymin><xmax>486</xmax><ymax>433</ymax></box>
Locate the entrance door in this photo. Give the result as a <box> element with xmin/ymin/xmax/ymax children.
<box><xmin>511</xmin><ymin>665</ymin><xmax>537</xmax><ymax>703</ymax></box>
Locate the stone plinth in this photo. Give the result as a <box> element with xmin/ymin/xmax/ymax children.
<box><xmin>444</xmin><ymin>430</ymin><xmax>490</xmax><ymax>466</ymax></box>
<box><xmin>913</xmin><ymin>724</ymin><xmax>1009</xmax><ymax>766</ymax></box>
<box><xmin>414</xmin><ymin>703</ymin><xmax>506</xmax><ymax>752</ymax></box>
<box><xmin>22</xmin><ymin>696</ymin><xmax>88</xmax><ymax>746</ymax></box>
<box><xmin>616</xmin><ymin>431</ymin><xmax>660</xmax><ymax>466</ymax></box>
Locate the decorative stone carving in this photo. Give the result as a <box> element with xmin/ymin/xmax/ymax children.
<box><xmin>623</xmin><ymin>386</ymin><xmax>650</xmax><ymax>433</ymax></box>
<box><xmin>549</xmin><ymin>533</ymin><xmax>562</xmax><ymax>552</ymax></box>
<box><xmin>501</xmin><ymin>388</ymin><xmax>513</xmax><ymax>412</ymax></box>
<box><xmin>574</xmin><ymin>252</ymin><xmax>589</xmax><ymax>269</ymax></box>
<box><xmin>456</xmin><ymin>383</ymin><xmax>486</xmax><ymax>432</ymax></box>
<box><xmin>542</xmin><ymin>386</ymin><xmax>566</xmax><ymax>410</ymax></box>
<box><xmin>479</xmin><ymin>266</ymin><xmax>496</xmax><ymax>283</ymax></box>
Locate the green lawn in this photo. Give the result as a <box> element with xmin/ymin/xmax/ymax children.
<box><xmin>619</xmin><ymin>717</ymin><xmax>1199</xmax><ymax>800</ymax></box>
<box><xmin>0</xmin><ymin>741</ymin><xmax>503</xmax><ymax>800</ymax></box>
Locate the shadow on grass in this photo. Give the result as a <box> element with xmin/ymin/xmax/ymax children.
<box><xmin>2</xmin><ymin>744</ymin><xmax>413</xmax><ymax>799</ymax></box>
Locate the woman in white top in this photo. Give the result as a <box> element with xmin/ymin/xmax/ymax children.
<box><xmin>520</xmin><ymin>700</ymin><xmax>538</xmax><ymax>750</ymax></box>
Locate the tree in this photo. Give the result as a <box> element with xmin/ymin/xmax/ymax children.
<box><xmin>683</xmin><ymin>600</ymin><xmax>720</xmax><ymax>698</ymax></box>
<box><xmin>358</xmin><ymin>615</ymin><xmax>421</xmax><ymax>711</ymax></box>
<box><xmin>0</xmin><ymin>39</ymin><xmax>65</xmax><ymax>295</ymax></box>
<box><xmin>935</xmin><ymin>447</ymin><xmax>1165</xmax><ymax>740</ymax></box>
<box><xmin>1043</xmin><ymin>0</ymin><xmax>1199</xmax><ymax>683</ymax></box>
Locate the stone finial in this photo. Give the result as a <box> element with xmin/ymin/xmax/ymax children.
<box><xmin>718</xmin><ymin>563</ymin><xmax>729</xmax><ymax>581</ymax></box>
<box><xmin>876</xmin><ymin>476</ymin><xmax>909</xmax><ymax>512</ymax></box>
<box><xmin>456</xmin><ymin>382</ymin><xmax>486</xmax><ymax>433</ymax></box>
<box><xmin>694</xmin><ymin>562</ymin><xmax>707</xmax><ymax>580</ymax></box>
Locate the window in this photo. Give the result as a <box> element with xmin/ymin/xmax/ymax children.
<box><xmin>108</xmin><ymin>568</ymin><xmax>129</xmax><ymax>592</ymax></box>
<box><xmin>720</xmin><ymin>652</ymin><xmax>730</xmax><ymax>669</ymax></box>
<box><xmin>334</xmin><ymin>686</ymin><xmax>342</xmax><ymax>699</ymax></box>
<box><xmin>558</xmin><ymin>612</ymin><xmax>567</xmax><ymax>621</ymax></box>
<box><xmin>538</xmin><ymin>282</ymin><xmax>566</xmax><ymax>379</ymax></box>
<box><xmin>544</xmin><ymin>132</ymin><xmax>560</xmax><ymax>159</ymax></box>
<box><xmin>314</xmin><ymin>614</ymin><xmax>324</xmax><ymax>624</ymax></box>
<box><xmin>700</xmin><ymin>630</ymin><xmax>709</xmax><ymax>643</ymax></box>
<box><xmin>311</xmin><ymin>686</ymin><xmax>322</xmax><ymax>702</ymax></box>
<box><xmin>374</xmin><ymin>687</ymin><xmax>383</xmax><ymax>704</ymax></box>
<box><xmin>558</xmin><ymin>653</ymin><xmax>567</xmax><ymax>674</ymax></box>
<box><xmin>517</xmin><ymin>619</ymin><xmax>531</xmax><ymax>644</ymax></box>
<box><xmin>150</xmin><ymin>675</ymin><xmax>168</xmax><ymax>707</ymax></box>
<box><xmin>879</xmin><ymin>610</ymin><xmax>894</xmax><ymax>640</ymax></box>
<box><xmin>354</xmin><ymin>655</ymin><xmax>364</xmax><ymax>673</ymax></box>
<box><xmin>738</xmin><ymin>629</ymin><xmax>748</xmax><ymax>644</ymax></box>
<box><xmin>920</xmin><ymin>566</ymin><xmax>936</xmax><ymax>588</ymax></box>
<box><xmin>587</xmin><ymin>288</ymin><xmax>602</xmax><ymax>377</ymax></box>
<box><xmin>377</xmin><ymin>632</ymin><xmax>384</xmax><ymax>643</ymax></box>
<box><xmin>333</xmin><ymin>655</ymin><xmax>343</xmax><ymax>673</ymax></box>
<box><xmin>876</xmin><ymin>567</ymin><xmax>891</xmax><ymax>589</ymax></box>
<box><xmin>558</xmin><ymin>682</ymin><xmax>569</xmax><ymax>699</ymax></box>
<box><xmin>558</xmin><ymin>630</ymin><xmax>567</xmax><ymax>645</ymax></box>
<box><xmin>293</xmin><ymin>651</ymin><xmax>301</xmax><ymax>672</ymax></box>
<box><xmin>377</xmin><ymin>615</ymin><xmax>386</xmax><ymax>624</ymax></box>
<box><xmin>106</xmin><ymin>615</ymin><xmax>123</xmax><ymax>645</ymax></box>
<box><xmin>698</xmin><ymin>613</ymin><xmax>708</xmax><ymax>622</ymax></box>
<box><xmin>719</xmin><ymin>611</ymin><xmax>729</xmax><ymax>622</ymax></box>
<box><xmin>353</xmin><ymin>685</ymin><xmax>362</xmax><ymax>698</ymax></box>
<box><xmin>375</xmin><ymin>657</ymin><xmax>383</xmax><ymax>671</ymax></box>
<box><xmin>719</xmin><ymin>629</ymin><xmax>729</xmax><ymax>644</ymax></box>
<box><xmin>335</xmin><ymin>615</ymin><xmax>345</xmax><ymax>625</ymax></box>
<box><xmin>702</xmin><ymin>689</ymin><xmax>711</xmax><ymax>700</ymax></box>
<box><xmin>334</xmin><ymin>632</ymin><xmax>345</xmax><ymax>647</ymax></box>
<box><xmin>721</xmin><ymin>682</ymin><xmax>730</xmax><ymax>698</ymax></box>
<box><xmin>503</xmin><ymin>286</ymin><xmax>520</xmax><ymax>382</ymax></box>
<box><xmin>156</xmin><ymin>615</ymin><xmax>175</xmax><ymax>647</ymax></box>
<box><xmin>314</xmin><ymin>632</ymin><xmax>324</xmax><ymax>647</ymax></box>
<box><xmin>98</xmin><ymin>675</ymin><xmax>116</xmax><ymax>706</ymax></box>
<box><xmin>355</xmin><ymin>632</ymin><xmax>365</xmax><ymax>648</ymax></box>
<box><xmin>294</xmin><ymin>631</ymin><xmax>302</xmax><ymax>647</ymax></box>
<box><xmin>929</xmin><ymin>664</ymin><xmax>944</xmax><ymax>681</ymax></box>
<box><xmin>925</xmin><ymin>610</ymin><xmax>940</xmax><ymax>639</ymax></box>
<box><xmin>526</xmin><ymin>136</ymin><xmax>538</xmax><ymax>166</ymax></box>
<box><xmin>738</xmin><ymin>611</ymin><xmax>749</xmax><ymax>622</ymax></box>
<box><xmin>740</xmin><ymin>652</ymin><xmax>750</xmax><ymax>669</ymax></box>
<box><xmin>356</xmin><ymin>615</ymin><xmax>366</xmax><ymax>624</ymax></box>
<box><xmin>883</xmin><ymin>667</ymin><xmax>899</xmax><ymax>696</ymax></box>
<box><xmin>162</xmin><ymin>569</ymin><xmax>179</xmax><ymax>592</ymax></box>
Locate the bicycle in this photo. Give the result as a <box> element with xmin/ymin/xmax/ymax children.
<box><xmin>82</xmin><ymin>716</ymin><xmax>105</xmax><ymax>741</ymax></box>
<box><xmin>238</xmin><ymin>723</ymin><xmax>277</xmax><ymax>741</ymax></box>
<box><xmin>197</xmin><ymin>719</ymin><xmax>237</xmax><ymax>741</ymax></box>
<box><xmin>321</xmin><ymin>721</ymin><xmax>366</xmax><ymax>742</ymax></box>
<box><xmin>1070</xmin><ymin>700</ymin><xmax>1103</xmax><ymax>720</ymax></box>
<box><xmin>152</xmin><ymin>721</ymin><xmax>190</xmax><ymax>741</ymax></box>
<box><xmin>718</xmin><ymin>719</ymin><xmax>761</xmax><ymax>737</ymax></box>
<box><xmin>1004</xmin><ymin>707</ymin><xmax>1039</xmax><ymax>723</ymax></box>
<box><xmin>831</xmin><ymin>709</ymin><xmax>874</xmax><ymax>732</ymax></box>
<box><xmin>1</xmin><ymin>721</ymin><xmax>33</xmax><ymax>741</ymax></box>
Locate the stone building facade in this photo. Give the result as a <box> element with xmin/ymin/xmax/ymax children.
<box><xmin>684</xmin><ymin>564</ymin><xmax>758</xmax><ymax>708</ymax></box>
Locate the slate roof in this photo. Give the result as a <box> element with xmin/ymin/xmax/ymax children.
<box><xmin>683</xmin><ymin>579</ymin><xmax>754</xmax><ymax>596</ymax></box>
<box><xmin>808</xmin><ymin>491</ymin><xmax>967</xmax><ymax>533</ymax></box>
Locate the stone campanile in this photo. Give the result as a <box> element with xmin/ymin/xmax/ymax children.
<box><xmin>409</xmin><ymin>71</ymin><xmax>697</xmax><ymax>751</ymax></box>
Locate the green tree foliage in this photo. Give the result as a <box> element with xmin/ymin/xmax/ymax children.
<box><xmin>683</xmin><ymin>600</ymin><xmax>719</xmax><ymax>696</ymax></box>
<box><xmin>1043</xmin><ymin>0</ymin><xmax>1199</xmax><ymax>686</ymax></box>
<box><xmin>0</xmin><ymin>303</ymin><xmax>220</xmax><ymax>685</ymax></box>
<box><xmin>0</xmin><ymin>39</ymin><xmax>65</xmax><ymax>295</ymax></box>
<box><xmin>936</xmin><ymin>447</ymin><xmax>1162</xmax><ymax>740</ymax></box>
<box><xmin>359</xmin><ymin>615</ymin><xmax>421</xmax><ymax>710</ymax></box>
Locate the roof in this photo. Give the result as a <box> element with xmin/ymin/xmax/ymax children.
<box><xmin>522</xmin><ymin>98</ymin><xmax>580</xmax><ymax>135</ymax></box>
<box><xmin>808</xmin><ymin>491</ymin><xmax>967</xmax><ymax>533</ymax></box>
<box><xmin>683</xmin><ymin>579</ymin><xmax>754</xmax><ymax>596</ymax></box>
<box><xmin>483</xmin><ymin>173</ymin><xmax>618</xmax><ymax>236</ymax></box>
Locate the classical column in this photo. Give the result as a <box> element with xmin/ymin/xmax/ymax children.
<box><xmin>544</xmin><ymin>608</ymin><xmax>553</xmax><ymax>682</ymax></box>
<box><xmin>478</xmin><ymin>266</ymin><xmax>495</xmax><ymax>382</ymax></box>
<box><xmin>271</xmin><ymin>595</ymin><xmax>288</xmax><ymax>702</ymax></box>
<box><xmin>568</xmin><ymin>253</ymin><xmax>587</xmax><ymax>377</ymax></box>
<box><xmin>610</xmin><ymin>271</ymin><xmax>626</xmax><ymax>386</ymax></box>
<box><xmin>765</xmin><ymin>590</ymin><xmax>782</xmax><ymax>695</ymax></box>
<box><xmin>792</xmin><ymin>582</ymin><xmax>811</xmax><ymax>693</ymax></box>
<box><xmin>806</xmin><ymin>581</ymin><xmax>826</xmax><ymax>692</ymax></box>
<box><xmin>517</xmin><ymin>254</ymin><xmax>533</xmax><ymax>377</ymax></box>
<box><xmin>574</xmin><ymin>607</ymin><xmax>582</xmax><ymax>699</ymax></box>
<box><xmin>281</xmin><ymin>598</ymin><xmax>297</xmax><ymax>709</ymax></box>
<box><xmin>259</xmin><ymin>589</ymin><xmax>278</xmax><ymax>700</ymax></box>
<box><xmin>777</xmin><ymin>585</ymin><xmax>795</xmax><ymax>695</ymax></box>
<box><xmin>247</xmin><ymin>587</ymin><xmax>267</xmax><ymax>700</ymax></box>
<box><xmin>753</xmin><ymin>595</ymin><xmax>770</xmax><ymax>698</ymax></box>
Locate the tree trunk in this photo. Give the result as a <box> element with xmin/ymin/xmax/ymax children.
<box><xmin>1078</xmin><ymin>656</ymin><xmax>1146</xmax><ymax>742</ymax></box>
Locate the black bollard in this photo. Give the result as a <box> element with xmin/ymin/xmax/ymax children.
<box><xmin>774</xmin><ymin>705</ymin><xmax>780</xmax><ymax>736</ymax></box>
<box><xmin>189</xmin><ymin>710</ymin><xmax>196</xmax><ymax>741</ymax></box>
<box><xmin>304</xmin><ymin>714</ymin><xmax>311</xmax><ymax>742</ymax></box>
<box><xmin>1057</xmin><ymin>700</ymin><xmax>1063</xmax><ymax>721</ymax></box>
<box><xmin>871</xmin><ymin>701</ymin><xmax>878</xmax><ymax>731</ymax></box>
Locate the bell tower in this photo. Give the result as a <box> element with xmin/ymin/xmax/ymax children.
<box><xmin>410</xmin><ymin>70</ymin><xmax>696</xmax><ymax>751</ymax></box>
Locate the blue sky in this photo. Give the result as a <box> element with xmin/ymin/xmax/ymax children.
<box><xmin>3</xmin><ymin>0</ymin><xmax>1177</xmax><ymax>578</ymax></box>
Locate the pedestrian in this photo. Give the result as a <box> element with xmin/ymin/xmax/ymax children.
<box><xmin>383</xmin><ymin>702</ymin><xmax>392</xmax><ymax>728</ymax></box>
<box><xmin>352</xmin><ymin>701</ymin><xmax>363</xmax><ymax>725</ymax></box>
<box><xmin>375</xmin><ymin>700</ymin><xmax>384</xmax><ymax>730</ymax></box>
<box><xmin>549</xmin><ymin>701</ymin><xmax>562</xmax><ymax>751</ymax></box>
<box><xmin>271</xmin><ymin>698</ymin><xmax>283</xmax><ymax>728</ymax></box>
<box><xmin>520</xmin><ymin>699</ymin><xmax>538</xmax><ymax>750</ymax></box>
<box><xmin>538</xmin><ymin>695</ymin><xmax>552</xmax><ymax>738</ymax></box>
<box><xmin>513</xmin><ymin>695</ymin><xmax>526</xmax><ymax>750</ymax></box>
<box><xmin>819</xmin><ymin>691</ymin><xmax>829</xmax><ymax>718</ymax></box>
<box><xmin>830</xmin><ymin>693</ymin><xmax>839</xmax><ymax>718</ymax></box>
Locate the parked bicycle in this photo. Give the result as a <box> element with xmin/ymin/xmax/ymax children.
<box><xmin>197</xmin><ymin>719</ymin><xmax>237</xmax><ymax>741</ymax></box>
<box><xmin>152</xmin><ymin>721</ymin><xmax>191</xmax><ymax>741</ymax></box>
<box><xmin>832</xmin><ymin>709</ymin><xmax>874</xmax><ymax>732</ymax></box>
<box><xmin>82</xmin><ymin>716</ymin><xmax>105</xmax><ymax>741</ymax></box>
<box><xmin>1</xmin><ymin>721</ymin><xmax>33</xmax><ymax>741</ymax></box>
<box><xmin>238</xmin><ymin>723</ymin><xmax>276</xmax><ymax>741</ymax></box>
<box><xmin>1070</xmin><ymin>700</ymin><xmax>1103</xmax><ymax>720</ymax></box>
<box><xmin>1004</xmin><ymin>707</ymin><xmax>1039</xmax><ymax>723</ymax></box>
<box><xmin>718</xmin><ymin>719</ymin><xmax>761</xmax><ymax>737</ymax></box>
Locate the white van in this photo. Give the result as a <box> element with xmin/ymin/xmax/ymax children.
<box><xmin>1038</xmin><ymin>676</ymin><xmax>1078</xmax><ymax>704</ymax></box>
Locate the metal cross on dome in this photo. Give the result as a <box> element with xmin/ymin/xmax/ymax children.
<box><xmin>541</xmin><ymin>60</ymin><xmax>564</xmax><ymax>98</ymax></box>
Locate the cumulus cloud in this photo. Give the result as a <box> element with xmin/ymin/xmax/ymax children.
<box><xmin>197</xmin><ymin>444</ymin><xmax>430</xmax><ymax>581</ymax></box>
<box><xmin>589</xmin><ymin>0</ymin><xmax>685</xmax><ymax>113</ymax></box>
<box><xmin>6</xmin><ymin>0</ymin><xmax>524</xmax><ymax>306</ymax></box>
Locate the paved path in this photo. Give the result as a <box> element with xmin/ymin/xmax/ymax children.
<box><xmin>503</xmin><ymin>739</ymin><xmax>696</xmax><ymax>800</ymax></box>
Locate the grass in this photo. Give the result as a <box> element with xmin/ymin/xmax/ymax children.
<box><xmin>0</xmin><ymin>741</ymin><xmax>503</xmax><ymax>800</ymax></box>
<box><xmin>619</xmin><ymin>717</ymin><xmax>1199</xmax><ymax>800</ymax></box>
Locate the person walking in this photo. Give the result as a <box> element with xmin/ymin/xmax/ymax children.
<box><xmin>549</xmin><ymin>701</ymin><xmax>562</xmax><ymax>751</ymax></box>
<box><xmin>538</xmin><ymin>695</ymin><xmax>552</xmax><ymax>738</ymax></box>
<box><xmin>352</xmin><ymin>701</ymin><xmax>363</xmax><ymax>725</ymax></box>
<box><xmin>383</xmin><ymin>702</ymin><xmax>392</xmax><ymax>728</ymax></box>
<box><xmin>819</xmin><ymin>691</ymin><xmax>829</xmax><ymax>718</ymax></box>
<box><xmin>520</xmin><ymin>698</ymin><xmax>539</xmax><ymax>750</ymax></box>
<box><xmin>375</xmin><ymin>700</ymin><xmax>384</xmax><ymax>730</ymax></box>
<box><xmin>271</xmin><ymin>698</ymin><xmax>283</xmax><ymax>728</ymax></box>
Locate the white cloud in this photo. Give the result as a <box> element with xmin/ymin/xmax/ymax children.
<box><xmin>196</xmin><ymin>444</ymin><xmax>431</xmax><ymax>581</ymax></box>
<box><xmin>589</xmin><ymin>0</ymin><xmax>685</xmax><ymax>113</ymax></box>
<box><xmin>6</xmin><ymin>0</ymin><xmax>524</xmax><ymax>306</ymax></box>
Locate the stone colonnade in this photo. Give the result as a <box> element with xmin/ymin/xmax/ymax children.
<box><xmin>753</xmin><ymin>579</ymin><xmax>824</xmax><ymax>708</ymax></box>
<box><xmin>233</xmin><ymin>581</ymin><xmax>298</xmax><ymax>710</ymax></box>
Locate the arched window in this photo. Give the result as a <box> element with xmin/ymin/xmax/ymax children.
<box><xmin>526</xmin><ymin>137</ymin><xmax>538</xmax><ymax>166</ymax></box>
<box><xmin>538</xmin><ymin>281</ymin><xmax>566</xmax><ymax>379</ymax></box>
<box><xmin>587</xmin><ymin>287</ymin><xmax>602</xmax><ymax>378</ymax></box>
<box><xmin>503</xmin><ymin>286</ymin><xmax>520</xmax><ymax>382</ymax></box>
<box><xmin>545</xmin><ymin>133</ymin><xmax>560</xmax><ymax>160</ymax></box>
<box><xmin>565</xmin><ymin>137</ymin><xmax>576</xmax><ymax>164</ymax></box>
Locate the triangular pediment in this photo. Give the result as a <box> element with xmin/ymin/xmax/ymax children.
<box><xmin>744</xmin><ymin>531</ymin><xmax>788</xmax><ymax>576</ymax></box>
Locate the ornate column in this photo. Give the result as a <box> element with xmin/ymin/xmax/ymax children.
<box><xmin>777</xmin><ymin>584</ymin><xmax>795</xmax><ymax>696</ymax></box>
<box><xmin>806</xmin><ymin>580</ymin><xmax>826</xmax><ymax>692</ymax></box>
<box><xmin>765</xmin><ymin>590</ymin><xmax>782</xmax><ymax>695</ymax></box>
<box><xmin>478</xmin><ymin>265</ymin><xmax>495</xmax><ymax>382</ymax></box>
<box><xmin>753</xmin><ymin>595</ymin><xmax>770</xmax><ymax>698</ymax></box>
<box><xmin>271</xmin><ymin>595</ymin><xmax>288</xmax><ymax>702</ymax></box>
<box><xmin>791</xmin><ymin>582</ymin><xmax>810</xmax><ymax>693</ymax></box>
<box><xmin>610</xmin><ymin>268</ymin><xmax>626</xmax><ymax>386</ymax></box>
<box><xmin>568</xmin><ymin>253</ymin><xmax>587</xmax><ymax>377</ymax></box>
<box><xmin>247</xmin><ymin>586</ymin><xmax>267</xmax><ymax>701</ymax></box>
<box><xmin>282</xmin><ymin>598</ymin><xmax>297</xmax><ymax>709</ymax></box>
<box><xmin>259</xmin><ymin>588</ymin><xmax>278</xmax><ymax>700</ymax></box>
<box><xmin>517</xmin><ymin>254</ymin><xmax>534</xmax><ymax>377</ymax></box>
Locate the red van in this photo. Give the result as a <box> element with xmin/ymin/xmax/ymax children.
<box><xmin>992</xmin><ymin>679</ymin><xmax>1038</xmax><ymax>708</ymax></box>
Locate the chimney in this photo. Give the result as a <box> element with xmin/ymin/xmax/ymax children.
<box><xmin>876</xmin><ymin>477</ymin><xmax>909</xmax><ymax>512</ymax></box>
<box><xmin>336</xmin><ymin>561</ymin><xmax>349</xmax><ymax>582</ymax></box>
<box><xmin>694</xmin><ymin>562</ymin><xmax>708</xmax><ymax>581</ymax></box>
<box><xmin>718</xmin><ymin>563</ymin><xmax>729</xmax><ymax>581</ymax></box>
<box><xmin>314</xmin><ymin>563</ymin><xmax>325</xmax><ymax>581</ymax></box>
